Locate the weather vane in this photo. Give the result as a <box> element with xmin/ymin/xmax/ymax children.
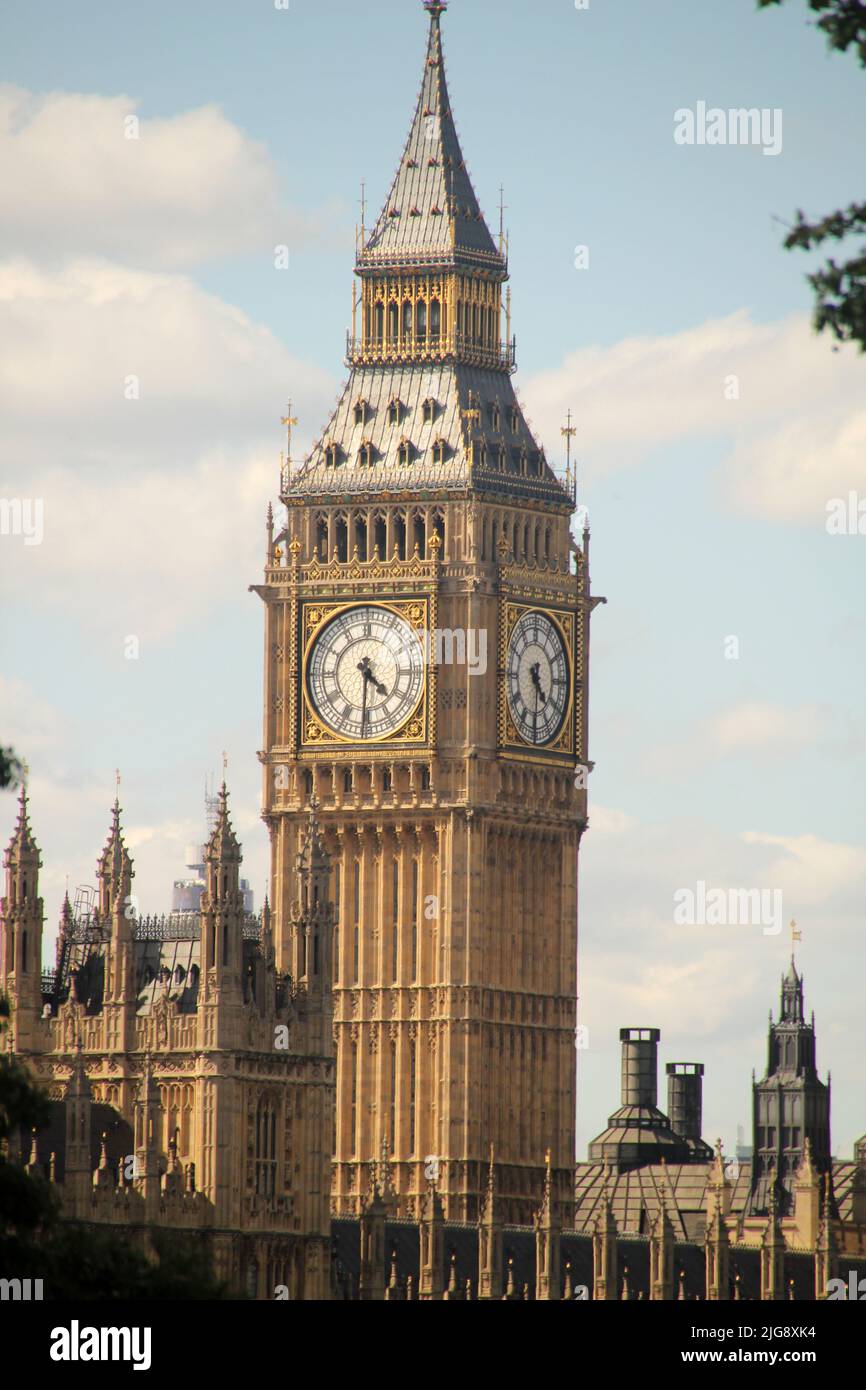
<box><xmin>790</xmin><ymin>919</ymin><xmax>802</xmax><ymax>954</ymax></box>
<box><xmin>281</xmin><ymin>402</ymin><xmax>299</xmax><ymax>464</ymax></box>
<box><xmin>561</xmin><ymin>409</ymin><xmax>577</xmax><ymax>474</ymax></box>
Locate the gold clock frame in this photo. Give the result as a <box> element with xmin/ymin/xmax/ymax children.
<box><xmin>299</xmin><ymin>596</ymin><xmax>432</xmax><ymax>749</ymax></box>
<box><xmin>499</xmin><ymin>601</ymin><xmax>577</xmax><ymax>761</ymax></box>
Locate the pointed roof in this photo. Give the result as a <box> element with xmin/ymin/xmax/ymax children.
<box><xmin>97</xmin><ymin>798</ymin><xmax>133</xmax><ymax>888</ymax></box>
<box><xmin>204</xmin><ymin>782</ymin><xmax>242</xmax><ymax>865</ymax></box>
<box><xmin>296</xmin><ymin>797</ymin><xmax>330</xmax><ymax>880</ymax></box>
<box><xmin>4</xmin><ymin>783</ymin><xmax>40</xmax><ymax>865</ymax></box>
<box><xmin>360</xmin><ymin>2</ymin><xmax>504</xmax><ymax>273</ymax></box>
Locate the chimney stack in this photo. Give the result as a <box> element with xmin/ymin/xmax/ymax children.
<box><xmin>666</xmin><ymin>1062</ymin><xmax>704</xmax><ymax>1142</ymax></box>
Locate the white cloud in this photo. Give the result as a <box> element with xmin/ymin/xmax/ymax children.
<box><xmin>523</xmin><ymin>309</ymin><xmax>866</xmax><ymax>525</ymax></box>
<box><xmin>707</xmin><ymin>701</ymin><xmax>825</xmax><ymax>753</ymax></box>
<box><xmin>740</xmin><ymin>829</ymin><xmax>866</xmax><ymax>906</ymax></box>
<box><xmin>0</xmin><ymin>258</ymin><xmax>336</xmax><ymax>640</ymax></box>
<box><xmin>0</xmin><ymin>86</ymin><xmax>327</xmax><ymax>268</ymax></box>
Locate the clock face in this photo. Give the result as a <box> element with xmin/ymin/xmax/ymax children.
<box><xmin>307</xmin><ymin>604</ymin><xmax>425</xmax><ymax>741</ymax></box>
<box><xmin>506</xmin><ymin>610</ymin><xmax>570</xmax><ymax>747</ymax></box>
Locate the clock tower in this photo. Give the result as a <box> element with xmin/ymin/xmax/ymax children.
<box><xmin>255</xmin><ymin>0</ymin><xmax>601</xmax><ymax>1224</ymax></box>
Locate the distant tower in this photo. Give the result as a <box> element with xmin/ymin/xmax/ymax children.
<box><xmin>1</xmin><ymin>784</ymin><xmax>44</xmax><ymax>1050</ymax></box>
<box><xmin>748</xmin><ymin>958</ymin><xmax>831</xmax><ymax>1215</ymax></box>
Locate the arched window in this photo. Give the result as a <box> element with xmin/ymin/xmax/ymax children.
<box><xmin>431</xmin><ymin>512</ymin><xmax>445</xmax><ymax>555</ymax></box>
<box><xmin>324</xmin><ymin>442</ymin><xmax>340</xmax><ymax>468</ymax></box>
<box><xmin>413</xmin><ymin>513</ymin><xmax>426</xmax><ymax>556</ymax></box>
<box><xmin>358</xmin><ymin>441</ymin><xmax>375</xmax><ymax>468</ymax></box>
<box><xmin>315</xmin><ymin>515</ymin><xmax>328</xmax><ymax>559</ymax></box>
<box><xmin>394</xmin><ymin>513</ymin><xmax>406</xmax><ymax>560</ymax></box>
<box><xmin>335</xmin><ymin>516</ymin><xmax>348</xmax><ymax>562</ymax></box>
<box><xmin>303</xmin><ymin>768</ymin><xmax>313</xmax><ymax>797</ymax></box>
<box><xmin>429</xmin><ymin>299</ymin><xmax>441</xmax><ymax>340</ymax></box>
<box><xmin>374</xmin><ymin>302</ymin><xmax>384</xmax><ymax>344</ymax></box>
<box><xmin>402</xmin><ymin>301</ymin><xmax>413</xmax><ymax>339</ymax></box>
<box><xmin>416</xmin><ymin>300</ymin><xmax>427</xmax><ymax>341</ymax></box>
<box><xmin>422</xmin><ymin>397</ymin><xmax>437</xmax><ymax>424</ymax></box>
<box><xmin>254</xmin><ymin>1097</ymin><xmax>278</xmax><ymax>1197</ymax></box>
<box><xmin>373</xmin><ymin>513</ymin><xmax>387</xmax><ymax>559</ymax></box>
<box><xmin>388</xmin><ymin>302</ymin><xmax>398</xmax><ymax>343</ymax></box>
<box><xmin>354</xmin><ymin>514</ymin><xmax>368</xmax><ymax>561</ymax></box>
<box><xmin>350</xmin><ymin>1044</ymin><xmax>358</xmax><ymax>1155</ymax></box>
<box><xmin>432</xmin><ymin>437</ymin><xmax>447</xmax><ymax>466</ymax></box>
<box><xmin>398</xmin><ymin>438</ymin><xmax>413</xmax><ymax>467</ymax></box>
<box><xmin>343</xmin><ymin>768</ymin><xmax>353</xmax><ymax>794</ymax></box>
<box><xmin>388</xmin><ymin>398</ymin><xmax>402</xmax><ymax>425</ymax></box>
<box><xmin>409</xmin><ymin>1042</ymin><xmax>417</xmax><ymax>1154</ymax></box>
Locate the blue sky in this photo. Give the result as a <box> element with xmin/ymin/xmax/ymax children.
<box><xmin>1</xmin><ymin>0</ymin><xmax>865</xmax><ymax>1158</ymax></box>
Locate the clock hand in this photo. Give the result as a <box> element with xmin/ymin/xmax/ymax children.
<box><xmin>529</xmin><ymin>662</ymin><xmax>548</xmax><ymax>705</ymax></box>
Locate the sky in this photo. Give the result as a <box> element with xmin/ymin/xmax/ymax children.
<box><xmin>1</xmin><ymin>0</ymin><xmax>865</xmax><ymax>1160</ymax></box>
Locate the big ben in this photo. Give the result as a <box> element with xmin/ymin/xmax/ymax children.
<box><xmin>255</xmin><ymin>0</ymin><xmax>601</xmax><ymax>1225</ymax></box>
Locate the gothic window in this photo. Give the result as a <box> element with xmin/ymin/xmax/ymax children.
<box><xmin>413</xmin><ymin>512</ymin><xmax>426</xmax><ymax>555</ymax></box>
<box><xmin>303</xmin><ymin>769</ymin><xmax>313</xmax><ymax>797</ymax></box>
<box><xmin>398</xmin><ymin>438</ymin><xmax>414</xmax><ymax>466</ymax></box>
<box><xmin>411</xmin><ymin>860</ymin><xmax>419</xmax><ymax>980</ymax></box>
<box><xmin>508</xmin><ymin>407</ymin><xmax>520</xmax><ymax>433</ymax></box>
<box><xmin>431</xmin><ymin>512</ymin><xmax>445</xmax><ymax>555</ymax></box>
<box><xmin>335</xmin><ymin>516</ymin><xmax>348</xmax><ymax>562</ymax></box>
<box><xmin>344</xmin><ymin>769</ymin><xmax>353</xmax><ymax>794</ymax></box>
<box><xmin>374</xmin><ymin>302</ymin><xmax>384</xmax><ymax>344</ymax></box>
<box><xmin>315</xmin><ymin>515</ymin><xmax>328</xmax><ymax>559</ymax></box>
<box><xmin>394</xmin><ymin>513</ymin><xmax>407</xmax><ymax>560</ymax></box>
<box><xmin>391</xmin><ymin>859</ymin><xmax>399</xmax><ymax>983</ymax></box>
<box><xmin>389</xmin><ymin>397</ymin><xmax>402</xmax><ymax>425</ymax></box>
<box><xmin>383</xmin><ymin>767</ymin><xmax>392</xmax><ymax>791</ymax></box>
<box><xmin>409</xmin><ymin>1042</ymin><xmax>417</xmax><ymax>1154</ymax></box>
<box><xmin>432</xmin><ymin>437</ymin><xmax>447</xmax><ymax>466</ymax></box>
<box><xmin>350</xmin><ymin>1044</ymin><xmax>358</xmax><ymax>1155</ymax></box>
<box><xmin>254</xmin><ymin>1097</ymin><xmax>278</xmax><ymax>1197</ymax></box>
<box><xmin>388</xmin><ymin>302</ymin><xmax>398</xmax><ymax>343</ymax></box>
<box><xmin>416</xmin><ymin>300</ymin><xmax>427</xmax><ymax>341</ymax></box>
<box><xmin>358</xmin><ymin>440</ymin><xmax>375</xmax><ymax>468</ymax></box>
<box><xmin>420</xmin><ymin>766</ymin><xmax>431</xmax><ymax>791</ymax></box>
<box><xmin>389</xmin><ymin>1043</ymin><xmax>397</xmax><ymax>1153</ymax></box>
<box><xmin>354</xmin><ymin>514</ymin><xmax>368</xmax><ymax>561</ymax></box>
<box><xmin>430</xmin><ymin>298</ymin><xmax>441</xmax><ymax>339</ymax></box>
<box><xmin>422</xmin><ymin>397</ymin><xmax>437</xmax><ymax>424</ymax></box>
<box><xmin>488</xmin><ymin>401</ymin><xmax>500</xmax><ymax>431</ymax></box>
<box><xmin>324</xmin><ymin>442</ymin><xmax>340</xmax><ymax>468</ymax></box>
<box><xmin>373</xmin><ymin>513</ymin><xmax>387</xmax><ymax>558</ymax></box>
<box><xmin>402</xmin><ymin>302</ymin><xmax>413</xmax><ymax>339</ymax></box>
<box><xmin>353</xmin><ymin>399</ymin><xmax>369</xmax><ymax>427</ymax></box>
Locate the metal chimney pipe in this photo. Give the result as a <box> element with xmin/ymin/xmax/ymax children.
<box><xmin>666</xmin><ymin>1062</ymin><xmax>705</xmax><ymax>1141</ymax></box>
<box><xmin>620</xmin><ymin>1028</ymin><xmax>660</xmax><ymax>1108</ymax></box>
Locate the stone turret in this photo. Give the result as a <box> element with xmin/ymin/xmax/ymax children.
<box><xmin>1</xmin><ymin>784</ymin><xmax>44</xmax><ymax>1050</ymax></box>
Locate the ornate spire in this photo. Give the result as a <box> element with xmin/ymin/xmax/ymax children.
<box><xmin>205</xmin><ymin>781</ymin><xmax>242</xmax><ymax>865</ymax></box>
<box><xmin>5</xmin><ymin>782</ymin><xmax>39</xmax><ymax>864</ymax></box>
<box><xmin>361</xmin><ymin>1</ymin><xmax>501</xmax><ymax>272</ymax></box>
<box><xmin>97</xmin><ymin>796</ymin><xmax>133</xmax><ymax>910</ymax></box>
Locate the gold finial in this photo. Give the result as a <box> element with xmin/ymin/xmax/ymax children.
<box><xmin>21</xmin><ymin>758</ymin><xmax>29</xmax><ymax>789</ymax></box>
<box><xmin>281</xmin><ymin>403</ymin><xmax>299</xmax><ymax>463</ymax></box>
<box><xmin>461</xmin><ymin>390</ymin><xmax>481</xmax><ymax>435</ymax></box>
<box><xmin>222</xmin><ymin>750</ymin><xmax>228</xmax><ymax>781</ymax></box>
